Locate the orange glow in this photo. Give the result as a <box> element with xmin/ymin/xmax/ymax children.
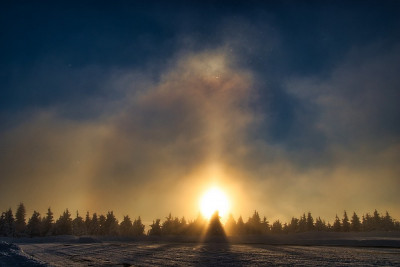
<box><xmin>199</xmin><ymin>187</ymin><xmax>230</xmax><ymax>219</ymax></box>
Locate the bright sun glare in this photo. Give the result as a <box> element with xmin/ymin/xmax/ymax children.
<box><xmin>199</xmin><ymin>187</ymin><xmax>230</xmax><ymax>219</ymax></box>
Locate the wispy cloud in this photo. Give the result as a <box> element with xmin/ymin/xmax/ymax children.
<box><xmin>1</xmin><ymin>32</ymin><xmax>399</xmax><ymax>223</ymax></box>
<box><xmin>0</xmin><ymin>49</ymin><xmax>259</xmax><ymax>220</ymax></box>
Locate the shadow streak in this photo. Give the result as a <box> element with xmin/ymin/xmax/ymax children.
<box><xmin>195</xmin><ymin>241</ymin><xmax>243</xmax><ymax>267</ymax></box>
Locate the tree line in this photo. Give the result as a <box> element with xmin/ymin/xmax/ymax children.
<box><xmin>0</xmin><ymin>203</ymin><xmax>398</xmax><ymax>237</ymax></box>
<box><xmin>224</xmin><ymin>210</ymin><xmax>399</xmax><ymax>235</ymax></box>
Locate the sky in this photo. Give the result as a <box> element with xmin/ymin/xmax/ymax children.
<box><xmin>1</xmin><ymin>0</ymin><xmax>400</xmax><ymax>223</ymax></box>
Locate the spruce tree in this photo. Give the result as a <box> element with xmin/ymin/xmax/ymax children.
<box><xmin>162</xmin><ymin>213</ymin><xmax>174</xmax><ymax>235</ymax></box>
<box><xmin>120</xmin><ymin>215</ymin><xmax>133</xmax><ymax>236</ymax></box>
<box><xmin>206</xmin><ymin>211</ymin><xmax>225</xmax><ymax>237</ymax></box>
<box><xmin>315</xmin><ymin>217</ymin><xmax>326</xmax><ymax>231</ymax></box>
<box><xmin>105</xmin><ymin>211</ymin><xmax>119</xmax><ymax>236</ymax></box>
<box><xmin>333</xmin><ymin>215</ymin><xmax>341</xmax><ymax>232</ymax></box>
<box><xmin>373</xmin><ymin>210</ymin><xmax>381</xmax><ymax>230</ymax></box>
<box><xmin>98</xmin><ymin>214</ymin><xmax>106</xmax><ymax>235</ymax></box>
<box><xmin>90</xmin><ymin>213</ymin><xmax>99</xmax><ymax>235</ymax></box>
<box><xmin>172</xmin><ymin>217</ymin><xmax>181</xmax><ymax>235</ymax></box>
<box><xmin>282</xmin><ymin>223</ymin><xmax>289</xmax><ymax>234</ymax></box>
<box><xmin>2</xmin><ymin>209</ymin><xmax>15</xmax><ymax>237</ymax></box>
<box><xmin>55</xmin><ymin>209</ymin><xmax>72</xmax><ymax>235</ymax></box>
<box><xmin>149</xmin><ymin>219</ymin><xmax>162</xmax><ymax>235</ymax></box>
<box><xmin>350</xmin><ymin>212</ymin><xmax>361</xmax><ymax>232</ymax></box>
<box><xmin>224</xmin><ymin>214</ymin><xmax>237</xmax><ymax>235</ymax></box>
<box><xmin>41</xmin><ymin>208</ymin><xmax>54</xmax><ymax>236</ymax></box>
<box><xmin>299</xmin><ymin>213</ymin><xmax>307</xmax><ymax>232</ymax></box>
<box><xmin>289</xmin><ymin>217</ymin><xmax>299</xmax><ymax>233</ymax></box>
<box><xmin>382</xmin><ymin>211</ymin><xmax>394</xmax><ymax>231</ymax></box>
<box><xmin>246</xmin><ymin>210</ymin><xmax>263</xmax><ymax>234</ymax></box>
<box><xmin>342</xmin><ymin>211</ymin><xmax>350</xmax><ymax>232</ymax></box>
<box><xmin>132</xmin><ymin>216</ymin><xmax>145</xmax><ymax>236</ymax></box>
<box><xmin>85</xmin><ymin>212</ymin><xmax>91</xmax><ymax>234</ymax></box>
<box><xmin>306</xmin><ymin>212</ymin><xmax>314</xmax><ymax>231</ymax></box>
<box><xmin>179</xmin><ymin>217</ymin><xmax>187</xmax><ymax>234</ymax></box>
<box><xmin>0</xmin><ymin>212</ymin><xmax>5</xmax><ymax>236</ymax></box>
<box><xmin>236</xmin><ymin>216</ymin><xmax>245</xmax><ymax>235</ymax></box>
<box><xmin>27</xmin><ymin>211</ymin><xmax>41</xmax><ymax>237</ymax></box>
<box><xmin>186</xmin><ymin>214</ymin><xmax>206</xmax><ymax>236</ymax></box>
<box><xmin>262</xmin><ymin>216</ymin><xmax>270</xmax><ymax>234</ymax></box>
<box><xmin>15</xmin><ymin>203</ymin><xmax>26</xmax><ymax>236</ymax></box>
<box><xmin>271</xmin><ymin>220</ymin><xmax>283</xmax><ymax>233</ymax></box>
<box><xmin>72</xmin><ymin>211</ymin><xmax>85</xmax><ymax>236</ymax></box>
<box><xmin>362</xmin><ymin>213</ymin><xmax>373</xmax><ymax>231</ymax></box>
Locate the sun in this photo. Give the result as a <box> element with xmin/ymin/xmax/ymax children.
<box><xmin>199</xmin><ymin>187</ymin><xmax>230</xmax><ymax>219</ymax></box>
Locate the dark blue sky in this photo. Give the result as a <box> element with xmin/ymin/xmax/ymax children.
<box><xmin>2</xmin><ymin>1</ymin><xmax>399</xmax><ymax>112</ymax></box>
<box><xmin>1</xmin><ymin>1</ymin><xmax>400</xmax><ymax>219</ymax></box>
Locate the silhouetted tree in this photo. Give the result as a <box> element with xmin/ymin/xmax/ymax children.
<box><xmin>0</xmin><ymin>213</ymin><xmax>5</xmax><ymax>236</ymax></box>
<box><xmin>315</xmin><ymin>217</ymin><xmax>326</xmax><ymax>231</ymax></box>
<box><xmin>342</xmin><ymin>211</ymin><xmax>350</xmax><ymax>232</ymax></box>
<box><xmin>15</xmin><ymin>203</ymin><xmax>26</xmax><ymax>236</ymax></box>
<box><xmin>224</xmin><ymin>214</ymin><xmax>237</xmax><ymax>235</ymax></box>
<box><xmin>84</xmin><ymin>212</ymin><xmax>91</xmax><ymax>234</ymax></box>
<box><xmin>72</xmin><ymin>211</ymin><xmax>85</xmax><ymax>236</ymax></box>
<box><xmin>351</xmin><ymin>212</ymin><xmax>361</xmax><ymax>232</ymax></box>
<box><xmin>179</xmin><ymin>217</ymin><xmax>187</xmax><ymax>234</ymax></box>
<box><xmin>288</xmin><ymin>217</ymin><xmax>299</xmax><ymax>233</ymax></box>
<box><xmin>262</xmin><ymin>216</ymin><xmax>270</xmax><ymax>234</ymax></box>
<box><xmin>186</xmin><ymin>214</ymin><xmax>206</xmax><ymax>236</ymax></box>
<box><xmin>246</xmin><ymin>210</ymin><xmax>264</xmax><ymax>234</ymax></box>
<box><xmin>98</xmin><ymin>214</ymin><xmax>106</xmax><ymax>235</ymax></box>
<box><xmin>162</xmin><ymin>213</ymin><xmax>174</xmax><ymax>235</ymax></box>
<box><xmin>41</xmin><ymin>208</ymin><xmax>54</xmax><ymax>236</ymax></box>
<box><xmin>362</xmin><ymin>213</ymin><xmax>373</xmax><ymax>231</ymax></box>
<box><xmin>271</xmin><ymin>220</ymin><xmax>283</xmax><ymax>233</ymax></box>
<box><xmin>172</xmin><ymin>216</ymin><xmax>180</xmax><ymax>235</ymax></box>
<box><xmin>4</xmin><ymin>203</ymin><xmax>400</xmax><ymax>237</ymax></box>
<box><xmin>132</xmin><ymin>216</ymin><xmax>145</xmax><ymax>236</ymax></box>
<box><xmin>206</xmin><ymin>211</ymin><xmax>225</xmax><ymax>237</ymax></box>
<box><xmin>1</xmin><ymin>209</ymin><xmax>15</xmax><ymax>237</ymax></box>
<box><xmin>120</xmin><ymin>215</ymin><xmax>133</xmax><ymax>236</ymax></box>
<box><xmin>27</xmin><ymin>211</ymin><xmax>41</xmax><ymax>237</ymax></box>
<box><xmin>382</xmin><ymin>211</ymin><xmax>395</xmax><ymax>231</ymax></box>
<box><xmin>327</xmin><ymin>222</ymin><xmax>332</xmax><ymax>231</ymax></box>
<box><xmin>161</xmin><ymin>213</ymin><xmax>187</xmax><ymax>235</ymax></box>
<box><xmin>299</xmin><ymin>213</ymin><xmax>307</xmax><ymax>232</ymax></box>
<box><xmin>306</xmin><ymin>212</ymin><xmax>314</xmax><ymax>231</ymax></box>
<box><xmin>104</xmin><ymin>211</ymin><xmax>119</xmax><ymax>235</ymax></box>
<box><xmin>333</xmin><ymin>215</ymin><xmax>341</xmax><ymax>232</ymax></box>
<box><xmin>148</xmin><ymin>219</ymin><xmax>162</xmax><ymax>235</ymax></box>
<box><xmin>282</xmin><ymin>223</ymin><xmax>289</xmax><ymax>233</ymax></box>
<box><xmin>55</xmin><ymin>209</ymin><xmax>72</xmax><ymax>235</ymax></box>
<box><xmin>373</xmin><ymin>210</ymin><xmax>381</xmax><ymax>230</ymax></box>
<box><xmin>89</xmin><ymin>213</ymin><xmax>100</xmax><ymax>235</ymax></box>
<box><xmin>236</xmin><ymin>216</ymin><xmax>245</xmax><ymax>235</ymax></box>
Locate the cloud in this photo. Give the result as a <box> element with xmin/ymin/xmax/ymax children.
<box><xmin>0</xmin><ymin>49</ymin><xmax>259</xmax><ymax>220</ymax></box>
<box><xmin>285</xmin><ymin>43</ymin><xmax>400</xmax><ymax>147</ymax></box>
<box><xmin>88</xmin><ymin>50</ymin><xmax>258</xmax><ymax>217</ymax></box>
<box><xmin>253</xmin><ymin>43</ymin><xmax>400</xmax><ymax>221</ymax></box>
<box><xmin>0</xmin><ymin>112</ymin><xmax>106</xmax><ymax>215</ymax></box>
<box><xmin>0</xmin><ymin>37</ymin><xmax>399</xmax><ymax>224</ymax></box>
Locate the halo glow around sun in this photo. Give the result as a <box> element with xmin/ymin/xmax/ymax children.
<box><xmin>199</xmin><ymin>187</ymin><xmax>230</xmax><ymax>219</ymax></box>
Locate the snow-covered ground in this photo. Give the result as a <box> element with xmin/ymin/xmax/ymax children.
<box><xmin>15</xmin><ymin>242</ymin><xmax>400</xmax><ymax>266</ymax></box>
<box><xmin>0</xmin><ymin>241</ymin><xmax>46</xmax><ymax>266</ymax></box>
<box><xmin>1</xmin><ymin>233</ymin><xmax>400</xmax><ymax>266</ymax></box>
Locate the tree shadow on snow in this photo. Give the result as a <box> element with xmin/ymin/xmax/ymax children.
<box><xmin>195</xmin><ymin>212</ymin><xmax>242</xmax><ymax>266</ymax></box>
<box><xmin>194</xmin><ymin>241</ymin><xmax>242</xmax><ymax>267</ymax></box>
